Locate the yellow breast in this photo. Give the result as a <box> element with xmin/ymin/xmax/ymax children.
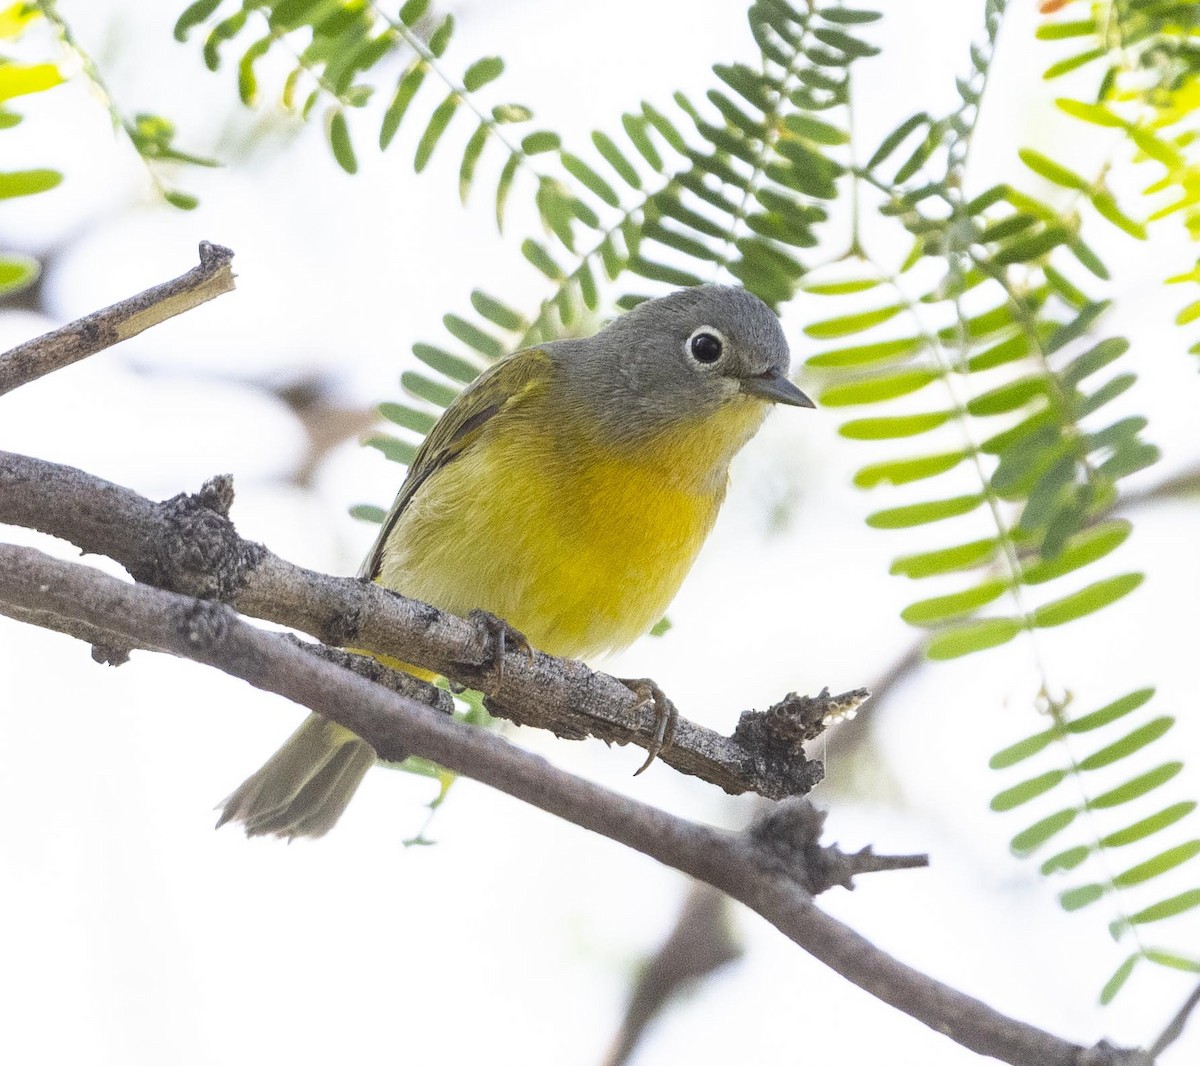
<box><xmin>375</xmin><ymin>392</ymin><xmax>767</xmax><ymax>660</ymax></box>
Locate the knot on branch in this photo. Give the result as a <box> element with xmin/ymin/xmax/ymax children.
<box><xmin>138</xmin><ymin>476</ymin><xmax>266</xmax><ymax>601</ymax></box>
<box><xmin>179</xmin><ymin>599</ymin><xmax>233</xmax><ymax>652</ymax></box>
<box><xmin>729</xmin><ymin>687</ymin><xmax>868</xmax><ymax>801</ymax></box>
<box><xmin>749</xmin><ymin>798</ymin><xmax>930</xmax><ymax>895</ymax></box>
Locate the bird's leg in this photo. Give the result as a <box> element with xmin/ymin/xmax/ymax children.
<box><xmin>467</xmin><ymin>608</ymin><xmax>534</xmax><ymax>685</ymax></box>
<box><xmin>618</xmin><ymin>677</ymin><xmax>678</xmax><ymax>775</ymax></box>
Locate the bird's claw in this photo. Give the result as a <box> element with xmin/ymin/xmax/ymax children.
<box><xmin>619</xmin><ymin>677</ymin><xmax>678</xmax><ymax>775</ymax></box>
<box><xmin>467</xmin><ymin>609</ymin><xmax>533</xmax><ymax>685</ymax></box>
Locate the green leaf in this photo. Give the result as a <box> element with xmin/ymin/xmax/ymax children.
<box><xmin>804</xmin><ymin>304</ymin><xmax>904</xmax><ymax>339</ymax></box>
<box><xmin>1019</xmin><ymin>148</ymin><xmax>1090</xmax><ymax>192</ymax></box>
<box><xmin>1035</xmin><ymin>20</ymin><xmax>1097</xmax><ymax>40</ymax></box>
<box><xmin>820</xmin><ymin>369</ymin><xmax>938</xmax><ymax>407</ymax></box>
<box><xmin>817</xmin><ymin>7</ymin><xmax>882</xmax><ymax>24</ymax></box>
<box><xmin>0</xmin><ymin>62</ymin><xmax>63</xmax><ymax>102</ymax></box>
<box><xmin>521</xmin><ymin>130</ymin><xmax>560</xmax><ymax>155</ymax></box>
<box><xmin>350</xmin><ymin>503</ymin><xmax>387</xmax><ymax>523</ymax></box>
<box><xmin>1079</xmin><ymin>718</ymin><xmax>1173</xmax><ymax>772</ymax></box>
<box><xmin>902</xmin><ymin>579</ymin><xmax>1009</xmax><ymax>626</ymax></box>
<box><xmin>399</xmin><ymin>0</ymin><xmax>430</xmax><ymax>25</ymax></box>
<box><xmin>364</xmin><ymin>434</ymin><xmax>418</xmax><ymax>465</ymax></box>
<box><xmin>806</xmin><ymin>336</ymin><xmax>921</xmax><ymax>369</ymax></box>
<box><xmin>1059</xmin><ymin>883</ymin><xmax>1105</xmax><ymax>911</ymax></box>
<box><xmin>783</xmin><ymin>112</ymin><xmax>847</xmax><ymax>146</ymax></box>
<box><xmin>1113</xmin><ymin>842</ymin><xmax>1200</xmax><ymax>889</ymax></box>
<box><xmin>1143</xmin><ymin>951</ymin><xmax>1200</xmax><ymax>975</ymax></box>
<box><xmin>1055</xmin><ymin>97</ymin><xmax>1123</xmax><ymax>127</ymax></box>
<box><xmin>965</xmin><ymin>332</ymin><xmax>1034</xmax><ymax>372</ymax></box>
<box><xmin>415</xmin><ymin>95</ymin><xmax>459</xmax><ymax>172</ymax></box>
<box><xmin>492</xmin><ymin>103</ymin><xmax>533</xmax><ymax>124</ymax></box>
<box><xmin>495</xmin><ymin>153</ymin><xmax>519</xmax><ymax>231</ymax></box>
<box><xmin>1060</xmin><ymin>337</ymin><xmax>1128</xmax><ymax>388</ymax></box>
<box><xmin>1091</xmin><ymin>191</ymin><xmax>1146</xmax><ymax>239</ymax></box>
<box><xmin>163</xmin><ymin>189</ymin><xmax>199</xmax><ymax>210</ymax></box>
<box><xmin>379</xmin><ymin>402</ymin><xmax>436</xmax><ymax>434</ymax></box>
<box><xmin>521</xmin><ymin>239</ymin><xmax>564</xmax><ymax>280</ymax></box>
<box><xmin>967</xmin><ymin>377</ymin><xmax>1048</xmax><ymax>417</ymax></box>
<box><xmin>326</xmin><ymin>109</ymin><xmax>357</xmax><ymax>174</ymax></box>
<box><xmin>427</xmin><ymin>13</ymin><xmax>454</xmax><ymax>56</ymax></box>
<box><xmin>381</xmin><ymin>63</ymin><xmax>427</xmax><ymax>150</ymax></box>
<box><xmin>1032</xmin><ymin>573</ymin><xmax>1143</xmax><ymax>628</ymax></box>
<box><xmin>463</xmin><ymin>56</ymin><xmax>503</xmax><ymax>92</ymax></box>
<box><xmin>470</xmin><ymin>290</ymin><xmax>524</xmax><ymax>332</ymax></box>
<box><xmin>0</xmin><ymin>253</ymin><xmax>38</xmax><ymax>295</ymax></box>
<box><xmin>1021</xmin><ymin>520</ymin><xmax>1131</xmax><ymax>585</ymax></box>
<box><xmin>1089</xmin><ymin>763</ymin><xmax>1183</xmax><ymax>809</ymax></box>
<box><xmin>0</xmin><ymin>168</ymin><xmax>61</xmax><ymax>199</ymax></box>
<box><xmin>1044</xmin><ymin>48</ymin><xmax>1105</xmax><ymax>80</ymax></box>
<box><xmin>891</xmin><ymin>538</ymin><xmax>998</xmax><ymax>578</ymax></box>
<box><xmin>1126</xmin><ymin>889</ymin><xmax>1200</xmax><ymax>927</ymax></box>
<box><xmin>991</xmin><ymin>729</ymin><xmax>1059</xmax><ymax>770</ymax></box>
<box><xmin>649</xmin><ymin>617</ymin><xmax>672</xmax><ymax>638</ymax></box>
<box><xmin>1100</xmin><ymin>955</ymin><xmax>1139</xmax><ymax>1005</ymax></box>
<box><xmin>593</xmin><ymin>131</ymin><xmax>641</xmax><ymax>188</ymax></box>
<box><xmin>1041</xmin><ymin>845</ymin><xmax>1091</xmax><ymax>874</ymax></box>
<box><xmin>854</xmin><ymin>450</ymin><xmax>968</xmax><ymax>488</ymax></box>
<box><xmin>1010</xmin><ymin>809</ymin><xmax>1077</xmax><ymax>855</ymax></box>
<box><xmin>442</xmin><ymin>315</ymin><xmax>503</xmax><ymax>361</ymax></box>
<box><xmin>561</xmin><ymin>152</ymin><xmax>619</xmax><ymax>208</ymax></box>
<box><xmin>1067</xmin><ymin>688</ymin><xmax>1155</xmax><ymax>734</ymax></box>
<box><xmin>811</xmin><ymin>26</ymin><xmax>879</xmax><ymax>57</ymax></box>
<box><xmin>458</xmin><ymin>124</ymin><xmax>489</xmax><ymax>202</ymax></box>
<box><xmin>839</xmin><ymin>411</ymin><xmax>952</xmax><ymax>440</ymax></box>
<box><xmin>928</xmin><ymin>617</ymin><xmax>1023</xmax><ymax>660</ymax></box>
<box><xmin>991</xmin><ymin>769</ymin><xmax>1066</xmax><ymax>811</ymax></box>
<box><xmin>866</xmin><ymin>494</ymin><xmax>983</xmax><ymax>529</ymax></box>
<box><xmin>1101</xmin><ymin>804</ymin><xmax>1197</xmax><ymax>849</ymax></box>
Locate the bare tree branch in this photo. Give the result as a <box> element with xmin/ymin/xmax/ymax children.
<box><xmin>601</xmin><ymin>882</ymin><xmax>741</xmax><ymax>1066</ymax></box>
<box><xmin>0</xmin><ymin>241</ymin><xmax>235</xmax><ymax>397</ymax></box>
<box><xmin>0</xmin><ymin>542</ymin><xmax>1150</xmax><ymax>1066</ymax></box>
<box><xmin>0</xmin><ymin>449</ymin><xmax>842</xmax><ymax>800</ymax></box>
<box><xmin>1149</xmin><ymin>979</ymin><xmax>1200</xmax><ymax>1059</ymax></box>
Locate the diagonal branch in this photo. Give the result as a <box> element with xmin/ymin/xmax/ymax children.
<box><xmin>0</xmin><ymin>542</ymin><xmax>1149</xmax><ymax>1066</ymax></box>
<box><xmin>0</xmin><ymin>449</ymin><xmax>837</xmax><ymax>800</ymax></box>
<box><xmin>0</xmin><ymin>241</ymin><xmax>235</xmax><ymax>397</ymax></box>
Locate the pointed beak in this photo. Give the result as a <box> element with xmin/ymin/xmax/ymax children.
<box><xmin>741</xmin><ymin>370</ymin><xmax>815</xmax><ymax>408</ymax></box>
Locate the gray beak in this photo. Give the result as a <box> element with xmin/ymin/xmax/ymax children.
<box><xmin>741</xmin><ymin>370</ymin><xmax>815</xmax><ymax>408</ymax></box>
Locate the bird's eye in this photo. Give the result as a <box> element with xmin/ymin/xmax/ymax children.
<box><xmin>687</xmin><ymin>329</ymin><xmax>724</xmax><ymax>364</ymax></box>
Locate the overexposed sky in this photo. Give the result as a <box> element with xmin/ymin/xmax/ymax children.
<box><xmin>2</xmin><ymin>2</ymin><xmax>1199</xmax><ymax>1064</ymax></box>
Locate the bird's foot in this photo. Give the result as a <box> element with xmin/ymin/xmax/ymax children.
<box><xmin>468</xmin><ymin>609</ymin><xmax>533</xmax><ymax>685</ymax></box>
<box><xmin>619</xmin><ymin>677</ymin><xmax>678</xmax><ymax>775</ymax></box>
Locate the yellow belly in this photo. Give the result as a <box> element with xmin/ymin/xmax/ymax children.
<box><xmin>375</xmin><ymin>395</ymin><xmax>766</xmax><ymax>660</ymax></box>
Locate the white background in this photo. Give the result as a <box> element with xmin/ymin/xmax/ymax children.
<box><xmin>1</xmin><ymin>1</ymin><xmax>1198</xmax><ymax>1063</ymax></box>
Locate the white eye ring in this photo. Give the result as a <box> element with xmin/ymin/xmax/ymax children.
<box><xmin>685</xmin><ymin>325</ymin><xmax>727</xmax><ymax>366</ymax></box>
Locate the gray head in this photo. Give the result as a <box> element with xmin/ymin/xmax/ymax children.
<box><xmin>550</xmin><ymin>285</ymin><xmax>812</xmax><ymax>445</ymax></box>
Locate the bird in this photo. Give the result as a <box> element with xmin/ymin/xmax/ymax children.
<box><xmin>218</xmin><ymin>284</ymin><xmax>813</xmax><ymax>838</ymax></box>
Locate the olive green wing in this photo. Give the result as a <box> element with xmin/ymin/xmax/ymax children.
<box><xmin>358</xmin><ymin>346</ymin><xmax>555</xmax><ymax>581</ymax></box>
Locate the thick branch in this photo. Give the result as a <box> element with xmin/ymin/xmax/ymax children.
<box><xmin>0</xmin><ymin>543</ymin><xmax>1147</xmax><ymax>1066</ymax></box>
<box><xmin>0</xmin><ymin>241</ymin><xmax>235</xmax><ymax>397</ymax></box>
<box><xmin>0</xmin><ymin>449</ymin><xmax>834</xmax><ymax>800</ymax></box>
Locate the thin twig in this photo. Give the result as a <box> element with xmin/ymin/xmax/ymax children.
<box><xmin>0</xmin><ymin>242</ymin><xmax>235</xmax><ymax>397</ymax></box>
<box><xmin>0</xmin><ymin>542</ymin><xmax>1148</xmax><ymax>1066</ymax></box>
<box><xmin>1149</xmin><ymin>978</ymin><xmax>1200</xmax><ymax>1059</ymax></box>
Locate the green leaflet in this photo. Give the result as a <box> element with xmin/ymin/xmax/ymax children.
<box><xmin>927</xmin><ymin>617</ymin><xmax>1023</xmax><ymax>661</ymax></box>
<box><xmin>804</xmin><ymin>304</ymin><xmax>904</xmax><ymax>338</ymax></box>
<box><xmin>854</xmin><ymin>450</ymin><xmax>969</xmax><ymax>488</ymax></box>
<box><xmin>1031</xmin><ymin>573</ymin><xmax>1143</xmax><ymax>628</ymax></box>
<box><xmin>866</xmin><ymin>494</ymin><xmax>984</xmax><ymax>529</ymax></box>
<box><xmin>901</xmin><ymin>578</ymin><xmax>1009</xmax><ymax>626</ymax></box>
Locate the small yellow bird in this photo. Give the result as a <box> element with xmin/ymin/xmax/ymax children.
<box><xmin>219</xmin><ymin>284</ymin><xmax>812</xmax><ymax>837</ymax></box>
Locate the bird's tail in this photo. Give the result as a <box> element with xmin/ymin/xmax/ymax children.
<box><xmin>217</xmin><ymin>714</ymin><xmax>377</xmax><ymax>839</ymax></box>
